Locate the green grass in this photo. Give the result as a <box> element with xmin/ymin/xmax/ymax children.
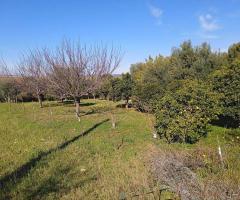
<box><xmin>0</xmin><ymin>100</ymin><xmax>239</xmax><ymax>199</ymax></box>
<box><xmin>0</xmin><ymin>100</ymin><xmax>157</xmax><ymax>199</ymax></box>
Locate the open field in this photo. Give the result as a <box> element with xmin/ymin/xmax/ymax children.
<box><xmin>0</xmin><ymin>100</ymin><xmax>239</xmax><ymax>199</ymax></box>
<box><xmin>1</xmin><ymin>1</ymin><xmax>239</xmax><ymax>199</ymax></box>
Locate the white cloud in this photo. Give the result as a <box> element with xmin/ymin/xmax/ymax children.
<box><xmin>199</xmin><ymin>14</ymin><xmax>220</xmax><ymax>32</ymax></box>
<box><xmin>148</xmin><ymin>4</ymin><xmax>163</xmax><ymax>25</ymax></box>
<box><xmin>149</xmin><ymin>5</ymin><xmax>163</xmax><ymax>18</ymax></box>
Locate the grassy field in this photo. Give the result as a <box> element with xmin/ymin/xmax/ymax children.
<box><xmin>0</xmin><ymin>100</ymin><xmax>239</xmax><ymax>199</ymax></box>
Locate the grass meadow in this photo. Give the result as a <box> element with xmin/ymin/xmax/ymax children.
<box><xmin>0</xmin><ymin>100</ymin><xmax>239</xmax><ymax>199</ymax></box>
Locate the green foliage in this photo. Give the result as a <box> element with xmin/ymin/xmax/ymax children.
<box><xmin>224</xmin><ymin>129</ymin><xmax>240</xmax><ymax>144</ymax></box>
<box><xmin>130</xmin><ymin>40</ymin><xmax>239</xmax><ymax>143</ymax></box>
<box><xmin>0</xmin><ymin>100</ymin><xmax>155</xmax><ymax>199</ymax></box>
<box><xmin>228</xmin><ymin>42</ymin><xmax>240</xmax><ymax>63</ymax></box>
<box><xmin>211</xmin><ymin>59</ymin><xmax>240</xmax><ymax>123</ymax></box>
<box><xmin>131</xmin><ymin>56</ymin><xmax>170</xmax><ymax>111</ymax></box>
<box><xmin>154</xmin><ymin>80</ymin><xmax>220</xmax><ymax>143</ymax></box>
<box><xmin>109</xmin><ymin>77</ymin><xmax>122</xmax><ymax>101</ymax></box>
<box><xmin>121</xmin><ymin>73</ymin><xmax>132</xmax><ymax>103</ymax></box>
<box><xmin>0</xmin><ymin>78</ymin><xmax>20</xmax><ymax>102</ymax></box>
<box><xmin>172</xmin><ymin>40</ymin><xmax>197</xmax><ymax>69</ymax></box>
<box><xmin>98</xmin><ymin>75</ymin><xmax>112</xmax><ymax>99</ymax></box>
<box><xmin>98</xmin><ymin>73</ymin><xmax>133</xmax><ymax>105</ymax></box>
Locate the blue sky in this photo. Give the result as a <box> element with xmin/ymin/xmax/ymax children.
<box><xmin>0</xmin><ymin>0</ymin><xmax>240</xmax><ymax>73</ymax></box>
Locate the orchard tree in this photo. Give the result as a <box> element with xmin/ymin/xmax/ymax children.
<box><xmin>121</xmin><ymin>73</ymin><xmax>132</xmax><ymax>108</ymax></box>
<box><xmin>154</xmin><ymin>80</ymin><xmax>220</xmax><ymax>143</ymax></box>
<box><xmin>109</xmin><ymin>76</ymin><xmax>122</xmax><ymax>102</ymax></box>
<box><xmin>130</xmin><ymin>56</ymin><xmax>170</xmax><ymax>111</ymax></box>
<box><xmin>211</xmin><ymin>43</ymin><xmax>240</xmax><ymax>127</ymax></box>
<box><xmin>0</xmin><ymin>58</ymin><xmax>21</xmax><ymax>102</ymax></box>
<box><xmin>212</xmin><ymin>60</ymin><xmax>240</xmax><ymax>126</ymax></box>
<box><xmin>44</xmin><ymin>40</ymin><xmax>121</xmax><ymax>121</ymax></box>
<box><xmin>18</xmin><ymin>50</ymin><xmax>46</xmax><ymax>108</ymax></box>
<box><xmin>0</xmin><ymin>79</ymin><xmax>20</xmax><ymax>102</ymax></box>
<box><xmin>98</xmin><ymin>74</ymin><xmax>112</xmax><ymax>100</ymax></box>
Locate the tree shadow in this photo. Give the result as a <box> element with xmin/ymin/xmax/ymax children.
<box><xmin>26</xmin><ymin>166</ymin><xmax>98</xmax><ymax>200</ymax></box>
<box><xmin>0</xmin><ymin>119</ymin><xmax>109</xmax><ymax>198</ymax></box>
<box><xmin>211</xmin><ymin>115</ymin><xmax>239</xmax><ymax>128</ymax></box>
<box><xmin>42</xmin><ymin>100</ymin><xmax>75</xmax><ymax>108</ymax></box>
<box><xmin>27</xmin><ymin>166</ymin><xmax>72</xmax><ymax>200</ymax></box>
<box><xmin>41</xmin><ymin>101</ymin><xmax>96</xmax><ymax>109</ymax></box>
<box><xmin>116</xmin><ymin>103</ymin><xmax>132</xmax><ymax>108</ymax></box>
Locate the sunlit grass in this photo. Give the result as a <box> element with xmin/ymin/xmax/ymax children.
<box><xmin>0</xmin><ymin>100</ymin><xmax>239</xmax><ymax>199</ymax></box>
<box><xmin>0</xmin><ymin>100</ymin><xmax>156</xmax><ymax>199</ymax></box>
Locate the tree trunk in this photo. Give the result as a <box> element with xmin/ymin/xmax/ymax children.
<box><xmin>125</xmin><ymin>98</ymin><xmax>129</xmax><ymax>109</ymax></box>
<box><xmin>38</xmin><ymin>94</ymin><xmax>43</xmax><ymax>108</ymax></box>
<box><xmin>7</xmin><ymin>94</ymin><xmax>10</xmax><ymax>103</ymax></box>
<box><xmin>75</xmin><ymin>97</ymin><xmax>81</xmax><ymax>122</ymax></box>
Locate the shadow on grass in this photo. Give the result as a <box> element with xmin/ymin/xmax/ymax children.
<box><xmin>116</xmin><ymin>103</ymin><xmax>132</xmax><ymax>109</ymax></box>
<box><xmin>27</xmin><ymin>166</ymin><xmax>72</xmax><ymax>200</ymax></box>
<box><xmin>211</xmin><ymin>115</ymin><xmax>239</xmax><ymax>128</ymax></box>
<box><xmin>42</xmin><ymin>101</ymin><xmax>95</xmax><ymax>108</ymax></box>
<box><xmin>42</xmin><ymin>100</ymin><xmax>74</xmax><ymax>108</ymax></box>
<box><xmin>0</xmin><ymin>119</ymin><xmax>109</xmax><ymax>197</ymax></box>
<box><xmin>27</xmin><ymin>166</ymin><xmax>98</xmax><ymax>200</ymax></box>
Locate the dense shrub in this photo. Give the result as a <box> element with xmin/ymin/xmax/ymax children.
<box><xmin>154</xmin><ymin>80</ymin><xmax>220</xmax><ymax>143</ymax></box>
<box><xmin>130</xmin><ymin>41</ymin><xmax>239</xmax><ymax>143</ymax></box>
<box><xmin>211</xmin><ymin>59</ymin><xmax>240</xmax><ymax>126</ymax></box>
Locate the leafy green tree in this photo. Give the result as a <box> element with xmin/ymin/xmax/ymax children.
<box><xmin>211</xmin><ymin>59</ymin><xmax>240</xmax><ymax>126</ymax></box>
<box><xmin>170</xmin><ymin>41</ymin><xmax>197</xmax><ymax>80</ymax></box>
<box><xmin>98</xmin><ymin>75</ymin><xmax>112</xmax><ymax>100</ymax></box>
<box><xmin>109</xmin><ymin>77</ymin><xmax>122</xmax><ymax>102</ymax></box>
<box><xmin>228</xmin><ymin>42</ymin><xmax>240</xmax><ymax>63</ymax></box>
<box><xmin>154</xmin><ymin>80</ymin><xmax>220</xmax><ymax>143</ymax></box>
<box><xmin>0</xmin><ymin>78</ymin><xmax>20</xmax><ymax>102</ymax></box>
<box><xmin>121</xmin><ymin>73</ymin><xmax>133</xmax><ymax>108</ymax></box>
<box><xmin>131</xmin><ymin>56</ymin><xmax>170</xmax><ymax>111</ymax></box>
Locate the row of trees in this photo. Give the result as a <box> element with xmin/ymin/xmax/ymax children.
<box><xmin>97</xmin><ymin>73</ymin><xmax>133</xmax><ymax>108</ymax></box>
<box><xmin>1</xmin><ymin>40</ymin><xmax>239</xmax><ymax>143</ymax></box>
<box><xmin>0</xmin><ymin>40</ymin><xmax>122</xmax><ymax>121</ymax></box>
<box><xmin>129</xmin><ymin>41</ymin><xmax>240</xmax><ymax>143</ymax></box>
<box><xmin>94</xmin><ymin>41</ymin><xmax>239</xmax><ymax>143</ymax></box>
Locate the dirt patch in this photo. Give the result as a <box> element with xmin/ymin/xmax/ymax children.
<box><xmin>145</xmin><ymin>145</ymin><xmax>204</xmax><ymax>200</ymax></box>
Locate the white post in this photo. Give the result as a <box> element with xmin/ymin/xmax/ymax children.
<box><xmin>217</xmin><ymin>136</ymin><xmax>224</xmax><ymax>168</ymax></box>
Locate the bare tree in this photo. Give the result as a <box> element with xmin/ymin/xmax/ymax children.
<box><xmin>0</xmin><ymin>58</ymin><xmax>21</xmax><ymax>103</ymax></box>
<box><xmin>44</xmin><ymin>40</ymin><xmax>122</xmax><ymax>121</ymax></box>
<box><xmin>18</xmin><ymin>50</ymin><xmax>46</xmax><ymax>108</ymax></box>
<box><xmin>0</xmin><ymin>58</ymin><xmax>9</xmax><ymax>76</ymax></box>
